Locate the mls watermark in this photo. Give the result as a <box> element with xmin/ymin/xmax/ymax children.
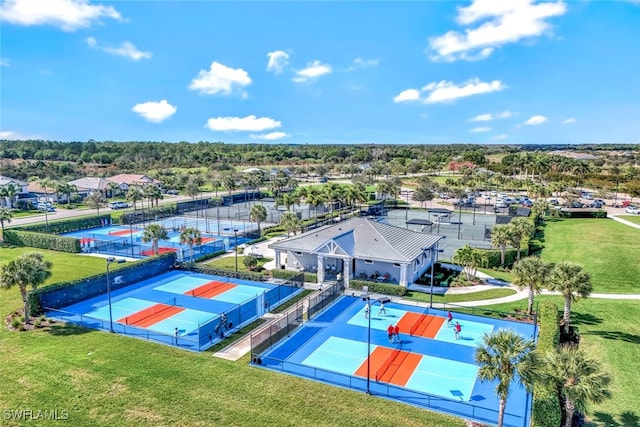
<box><xmin>3</xmin><ymin>409</ymin><xmax>69</xmax><ymax>421</ymax></box>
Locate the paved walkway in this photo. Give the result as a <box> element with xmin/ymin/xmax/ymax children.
<box><xmin>608</xmin><ymin>214</ymin><xmax>640</xmax><ymax>229</ymax></box>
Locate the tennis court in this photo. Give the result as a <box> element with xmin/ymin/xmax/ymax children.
<box><xmin>256</xmin><ymin>296</ymin><xmax>536</xmax><ymax>427</ymax></box>
<box><xmin>46</xmin><ymin>270</ymin><xmax>301</xmax><ymax>351</ymax></box>
<box><xmin>61</xmin><ymin>220</ymin><xmax>252</xmax><ymax>261</ymax></box>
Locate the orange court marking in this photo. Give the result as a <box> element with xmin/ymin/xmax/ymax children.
<box><xmin>118</xmin><ymin>304</ymin><xmax>184</xmax><ymax>328</ymax></box>
<box><xmin>354</xmin><ymin>347</ymin><xmax>422</xmax><ymax>387</ymax></box>
<box><xmin>141</xmin><ymin>247</ymin><xmax>178</xmax><ymax>256</ymax></box>
<box><xmin>200</xmin><ymin>237</ymin><xmax>215</xmax><ymax>243</ymax></box>
<box><xmin>398</xmin><ymin>312</ymin><xmax>445</xmax><ymax>339</ymax></box>
<box><xmin>186</xmin><ymin>280</ymin><xmax>236</xmax><ymax>299</ymax></box>
<box><xmin>109</xmin><ymin>229</ymin><xmax>135</xmax><ymax>236</ymax></box>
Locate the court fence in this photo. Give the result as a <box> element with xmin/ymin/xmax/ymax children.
<box><xmin>258</xmin><ymin>355</ymin><xmax>530</xmax><ymax>427</ymax></box>
<box><xmin>249</xmin><ymin>282</ymin><xmax>343</xmax><ymax>359</ymax></box>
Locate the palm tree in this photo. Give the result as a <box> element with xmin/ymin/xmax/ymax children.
<box><xmin>179</xmin><ymin>227</ymin><xmax>202</xmax><ymax>262</ymax></box>
<box><xmin>141</xmin><ymin>224</ymin><xmax>169</xmax><ymax>255</ymax></box>
<box><xmin>512</xmin><ymin>256</ymin><xmax>550</xmax><ymax>315</ymax></box>
<box><xmin>0</xmin><ymin>183</ymin><xmax>19</xmax><ymax>209</ymax></box>
<box><xmin>0</xmin><ymin>252</ymin><xmax>53</xmax><ymax>323</ymax></box>
<box><xmin>279</xmin><ymin>211</ymin><xmax>302</xmax><ymax>237</ymax></box>
<box><xmin>452</xmin><ymin>244</ymin><xmax>488</xmax><ymax>282</ymax></box>
<box><xmin>56</xmin><ymin>183</ymin><xmax>76</xmax><ymax>205</ymax></box>
<box><xmin>509</xmin><ymin>218</ymin><xmax>534</xmax><ymax>261</ymax></box>
<box><xmin>549</xmin><ymin>262</ymin><xmax>592</xmax><ymax>333</ymax></box>
<box><xmin>475</xmin><ymin>329</ymin><xmax>540</xmax><ymax>427</ymax></box>
<box><xmin>126</xmin><ymin>185</ymin><xmax>144</xmax><ymax>210</ymax></box>
<box><xmin>491</xmin><ymin>225</ymin><xmax>511</xmax><ymax>266</ymax></box>
<box><xmin>307</xmin><ymin>190</ymin><xmax>326</xmax><ymax>226</ymax></box>
<box><xmin>543</xmin><ymin>345</ymin><xmax>611</xmax><ymax>427</ymax></box>
<box><xmin>0</xmin><ymin>207</ymin><xmax>13</xmax><ymax>240</ymax></box>
<box><xmin>249</xmin><ymin>204</ymin><xmax>267</xmax><ymax>235</ymax></box>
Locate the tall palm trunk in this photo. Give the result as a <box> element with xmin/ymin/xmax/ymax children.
<box><xmin>20</xmin><ymin>286</ymin><xmax>30</xmax><ymax>324</ymax></box>
<box><xmin>563</xmin><ymin>297</ymin><xmax>572</xmax><ymax>333</ymax></box>
<box><xmin>497</xmin><ymin>397</ymin><xmax>506</xmax><ymax>427</ymax></box>
<box><xmin>527</xmin><ymin>288</ymin><xmax>535</xmax><ymax>315</ymax></box>
<box><xmin>564</xmin><ymin>398</ymin><xmax>576</xmax><ymax>427</ymax></box>
<box><xmin>500</xmin><ymin>245</ymin><xmax>506</xmax><ymax>266</ymax></box>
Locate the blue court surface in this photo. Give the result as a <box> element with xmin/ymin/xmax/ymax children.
<box><xmin>256</xmin><ymin>295</ymin><xmax>536</xmax><ymax>427</ymax></box>
<box><xmin>46</xmin><ymin>270</ymin><xmax>301</xmax><ymax>351</ymax></box>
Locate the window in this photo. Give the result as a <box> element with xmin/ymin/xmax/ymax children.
<box><xmin>393</xmin><ymin>263</ymin><xmax>400</xmax><ymax>267</ymax></box>
<box><xmin>295</xmin><ymin>252</ymin><xmax>302</xmax><ymax>255</ymax></box>
<box><xmin>365</xmin><ymin>260</ymin><xmax>373</xmax><ymax>264</ymax></box>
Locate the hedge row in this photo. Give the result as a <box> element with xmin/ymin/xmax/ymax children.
<box><xmin>15</xmin><ymin>214</ymin><xmax>111</xmax><ymax>234</ymax></box>
<box><xmin>559</xmin><ymin>210</ymin><xmax>607</xmax><ymax>219</ymax></box>
<box><xmin>348</xmin><ymin>279</ymin><xmax>408</xmax><ymax>297</ymax></box>
<box><xmin>3</xmin><ymin>230</ymin><xmax>81</xmax><ymax>253</ymax></box>
<box><xmin>532</xmin><ymin>301</ymin><xmax>562</xmax><ymax>427</ymax></box>
<box><xmin>184</xmin><ymin>264</ymin><xmax>265</xmax><ymax>282</ymax></box>
<box><xmin>28</xmin><ymin>253</ymin><xmax>176</xmax><ymax>315</ymax></box>
<box><xmin>483</xmin><ymin>248</ymin><xmax>529</xmax><ymax>268</ymax></box>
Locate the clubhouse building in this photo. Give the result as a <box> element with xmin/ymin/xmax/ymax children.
<box><xmin>269</xmin><ymin>217</ymin><xmax>443</xmax><ymax>288</ymax></box>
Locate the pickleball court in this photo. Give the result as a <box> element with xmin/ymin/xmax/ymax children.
<box><xmin>257</xmin><ymin>296</ymin><xmax>536</xmax><ymax>427</ymax></box>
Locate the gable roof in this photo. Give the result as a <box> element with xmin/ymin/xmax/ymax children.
<box><xmin>68</xmin><ymin>177</ymin><xmax>112</xmax><ymax>191</ymax></box>
<box><xmin>0</xmin><ymin>175</ymin><xmax>28</xmax><ymax>187</ymax></box>
<box><xmin>107</xmin><ymin>174</ymin><xmax>158</xmax><ymax>185</ymax></box>
<box><xmin>269</xmin><ymin>217</ymin><xmax>442</xmax><ymax>263</ymax></box>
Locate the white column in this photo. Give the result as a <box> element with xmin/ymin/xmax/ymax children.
<box><xmin>343</xmin><ymin>257</ymin><xmax>350</xmax><ymax>289</ymax></box>
<box><xmin>275</xmin><ymin>250</ymin><xmax>281</xmax><ymax>268</ymax></box>
<box><xmin>317</xmin><ymin>255</ymin><xmax>325</xmax><ymax>284</ymax></box>
<box><xmin>399</xmin><ymin>263</ymin><xmax>410</xmax><ymax>287</ymax></box>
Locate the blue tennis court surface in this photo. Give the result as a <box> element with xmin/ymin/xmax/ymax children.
<box><xmin>257</xmin><ymin>295</ymin><xmax>536</xmax><ymax>427</ymax></box>
<box><xmin>46</xmin><ymin>270</ymin><xmax>302</xmax><ymax>351</ymax></box>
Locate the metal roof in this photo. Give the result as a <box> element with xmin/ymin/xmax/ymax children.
<box><xmin>269</xmin><ymin>217</ymin><xmax>442</xmax><ymax>263</ymax></box>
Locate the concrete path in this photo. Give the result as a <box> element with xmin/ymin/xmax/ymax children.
<box><xmin>608</xmin><ymin>214</ymin><xmax>640</xmax><ymax>230</ymax></box>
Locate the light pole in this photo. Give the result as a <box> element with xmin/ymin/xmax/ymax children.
<box><xmin>429</xmin><ymin>246</ymin><xmax>444</xmax><ymax>308</ymax></box>
<box><xmin>363</xmin><ymin>295</ymin><xmax>372</xmax><ymax>395</ymax></box>
<box><xmin>224</xmin><ymin>227</ymin><xmax>239</xmax><ymax>273</ymax></box>
<box><xmin>106</xmin><ymin>257</ymin><xmax>126</xmax><ymax>332</ymax></box>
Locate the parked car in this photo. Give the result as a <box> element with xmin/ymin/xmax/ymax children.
<box><xmin>625</xmin><ymin>206</ymin><xmax>640</xmax><ymax>214</ymax></box>
<box><xmin>36</xmin><ymin>202</ymin><xmax>56</xmax><ymax>212</ymax></box>
<box><xmin>166</xmin><ymin>189</ymin><xmax>179</xmax><ymax>195</ymax></box>
<box><xmin>521</xmin><ymin>200</ymin><xmax>533</xmax><ymax>207</ymax></box>
<box><xmin>109</xmin><ymin>201</ymin><xmax>129</xmax><ymax>209</ymax></box>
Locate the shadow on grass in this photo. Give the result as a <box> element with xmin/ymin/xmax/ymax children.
<box><xmin>591</xmin><ymin>410</ymin><xmax>639</xmax><ymax>427</ymax></box>
<box><xmin>571</xmin><ymin>311</ymin><xmax>603</xmax><ymax>326</ymax></box>
<box><xmin>583</xmin><ymin>330</ymin><xmax>640</xmax><ymax>345</ymax></box>
<box><xmin>46</xmin><ymin>322</ymin><xmax>92</xmax><ymax>336</ymax></box>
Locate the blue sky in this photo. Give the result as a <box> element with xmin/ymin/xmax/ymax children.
<box><xmin>1</xmin><ymin>0</ymin><xmax>639</xmax><ymax>145</ymax></box>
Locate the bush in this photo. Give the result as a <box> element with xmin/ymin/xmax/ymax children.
<box><xmin>11</xmin><ymin>317</ymin><xmax>22</xmax><ymax>329</ymax></box>
<box><xmin>2</xmin><ymin>230</ymin><xmax>81</xmax><ymax>253</ymax></box>
<box><xmin>484</xmin><ymin>248</ymin><xmax>528</xmax><ymax>268</ymax></box>
<box><xmin>304</xmin><ymin>272</ymin><xmax>318</xmax><ymax>283</ymax></box>
<box><xmin>532</xmin><ymin>301</ymin><xmax>562</xmax><ymax>427</ymax></box>
<box><xmin>12</xmin><ymin>215</ymin><xmax>112</xmax><ymax>234</ymax></box>
<box><xmin>270</xmin><ymin>269</ymin><xmax>303</xmax><ymax>280</ymax></box>
<box><xmin>348</xmin><ymin>280</ymin><xmax>407</xmax><ymax>296</ymax></box>
<box><xmin>193</xmin><ymin>250</ymin><xmax>226</xmax><ymax>263</ymax></box>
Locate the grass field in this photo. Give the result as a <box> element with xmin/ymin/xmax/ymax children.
<box><xmin>0</xmin><ymin>248</ymin><xmax>463</xmax><ymax>427</ymax></box>
<box><xmin>481</xmin><ymin>295</ymin><xmax>640</xmax><ymax>427</ymax></box>
<box><xmin>538</xmin><ymin>218</ymin><xmax>640</xmax><ymax>293</ymax></box>
<box><xmin>205</xmin><ymin>255</ymin><xmax>272</xmax><ymax>272</ymax></box>
<box><xmin>406</xmin><ymin>287</ymin><xmax>517</xmax><ymax>304</ymax></box>
<box><xmin>617</xmin><ymin>215</ymin><xmax>640</xmax><ymax>225</ymax></box>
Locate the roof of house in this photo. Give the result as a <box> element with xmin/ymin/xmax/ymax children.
<box><xmin>68</xmin><ymin>177</ymin><xmax>112</xmax><ymax>191</ymax></box>
<box><xmin>107</xmin><ymin>174</ymin><xmax>158</xmax><ymax>185</ymax></box>
<box><xmin>269</xmin><ymin>217</ymin><xmax>442</xmax><ymax>263</ymax></box>
<box><xmin>0</xmin><ymin>175</ymin><xmax>28</xmax><ymax>187</ymax></box>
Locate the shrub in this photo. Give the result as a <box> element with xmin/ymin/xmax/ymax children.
<box><xmin>11</xmin><ymin>317</ymin><xmax>22</xmax><ymax>329</ymax></box>
<box><xmin>193</xmin><ymin>250</ymin><xmax>226</xmax><ymax>263</ymax></box>
<box><xmin>304</xmin><ymin>272</ymin><xmax>318</xmax><ymax>283</ymax></box>
<box><xmin>2</xmin><ymin>230</ymin><xmax>81</xmax><ymax>253</ymax></box>
<box><xmin>532</xmin><ymin>301</ymin><xmax>562</xmax><ymax>427</ymax></box>
<box><xmin>348</xmin><ymin>280</ymin><xmax>407</xmax><ymax>296</ymax></box>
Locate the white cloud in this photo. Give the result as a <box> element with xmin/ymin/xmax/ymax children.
<box><xmin>131</xmin><ymin>100</ymin><xmax>176</xmax><ymax>123</ymax></box>
<box><xmin>428</xmin><ymin>0</ymin><xmax>567</xmax><ymax>62</ymax></box>
<box><xmin>492</xmin><ymin>134</ymin><xmax>508</xmax><ymax>140</ymax></box>
<box><xmin>424</xmin><ymin>78</ymin><xmax>505</xmax><ymax>103</ymax></box>
<box><xmin>205</xmin><ymin>115</ymin><xmax>281</xmax><ymax>132</ymax></box>
<box><xmin>470</xmin><ymin>110</ymin><xmax>513</xmax><ymax>121</ymax></box>
<box><xmin>524</xmin><ymin>115</ymin><xmax>548</xmax><ymax>125</ymax></box>
<box><xmin>393</xmin><ymin>89</ymin><xmax>421</xmax><ymax>103</ymax></box>
<box><xmin>87</xmin><ymin>37</ymin><xmax>151</xmax><ymax>61</ymax></box>
<box><xmin>0</xmin><ymin>58</ymin><xmax>9</xmax><ymax>67</ymax></box>
<box><xmin>471</xmin><ymin>126</ymin><xmax>491</xmax><ymax>133</ymax></box>
<box><xmin>346</xmin><ymin>57</ymin><xmax>380</xmax><ymax>71</ymax></box>
<box><xmin>394</xmin><ymin>78</ymin><xmax>505</xmax><ymax>104</ymax></box>
<box><xmin>266</xmin><ymin>50</ymin><xmax>290</xmax><ymax>75</ymax></box>
<box><xmin>0</xmin><ymin>130</ymin><xmax>38</xmax><ymax>140</ymax></box>
<box><xmin>562</xmin><ymin>117</ymin><xmax>576</xmax><ymax>124</ymax></box>
<box><xmin>292</xmin><ymin>60</ymin><xmax>332</xmax><ymax>82</ymax></box>
<box><xmin>189</xmin><ymin>61</ymin><xmax>252</xmax><ymax>96</ymax></box>
<box><xmin>0</xmin><ymin>0</ymin><xmax>122</xmax><ymax>31</ymax></box>
<box><xmin>250</xmin><ymin>131</ymin><xmax>290</xmax><ymax>141</ymax></box>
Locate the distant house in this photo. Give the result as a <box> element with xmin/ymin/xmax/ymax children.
<box><xmin>107</xmin><ymin>174</ymin><xmax>159</xmax><ymax>191</ymax></box>
<box><xmin>68</xmin><ymin>177</ymin><xmax>112</xmax><ymax>198</ymax></box>
<box><xmin>0</xmin><ymin>175</ymin><xmax>29</xmax><ymax>208</ymax></box>
<box><xmin>269</xmin><ymin>217</ymin><xmax>443</xmax><ymax>288</ymax></box>
<box><xmin>27</xmin><ymin>181</ymin><xmax>58</xmax><ymax>203</ymax></box>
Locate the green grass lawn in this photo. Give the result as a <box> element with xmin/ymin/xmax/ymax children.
<box><xmin>477</xmin><ymin>268</ymin><xmax>514</xmax><ymax>283</ymax></box>
<box><xmin>538</xmin><ymin>218</ymin><xmax>640</xmax><ymax>293</ymax></box>
<box><xmin>0</xmin><ymin>250</ymin><xmax>464</xmax><ymax>426</ymax></box>
<box><xmin>405</xmin><ymin>287</ymin><xmax>517</xmax><ymax>304</ymax></box>
<box><xmin>481</xmin><ymin>295</ymin><xmax>640</xmax><ymax>427</ymax></box>
<box><xmin>617</xmin><ymin>215</ymin><xmax>640</xmax><ymax>225</ymax></box>
<box><xmin>204</xmin><ymin>255</ymin><xmax>272</xmax><ymax>272</ymax></box>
